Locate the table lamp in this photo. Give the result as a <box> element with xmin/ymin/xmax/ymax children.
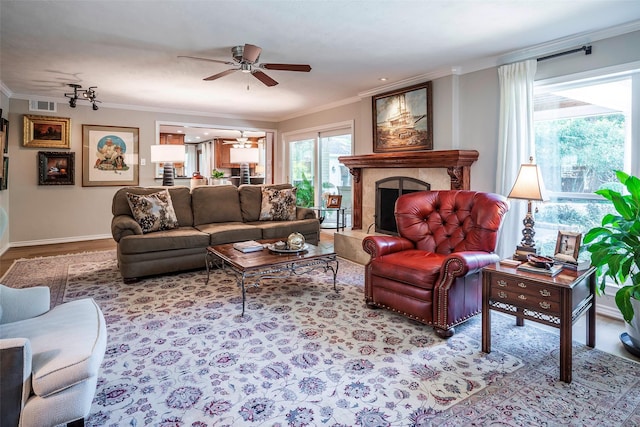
<box><xmin>508</xmin><ymin>156</ymin><xmax>549</xmax><ymax>260</ymax></box>
<box><xmin>230</xmin><ymin>147</ymin><xmax>259</xmax><ymax>185</ymax></box>
<box><xmin>150</xmin><ymin>144</ymin><xmax>185</xmax><ymax>186</ymax></box>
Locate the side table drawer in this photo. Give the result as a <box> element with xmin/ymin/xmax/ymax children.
<box><xmin>491</xmin><ymin>276</ymin><xmax>560</xmax><ymax>302</ymax></box>
<box><xmin>491</xmin><ymin>288</ymin><xmax>561</xmax><ymax>315</ymax></box>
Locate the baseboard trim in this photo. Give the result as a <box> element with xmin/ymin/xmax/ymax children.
<box><xmin>9</xmin><ymin>234</ymin><xmax>113</xmax><ymax>248</ymax></box>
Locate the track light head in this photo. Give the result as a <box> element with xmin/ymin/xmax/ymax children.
<box><xmin>64</xmin><ymin>83</ymin><xmax>100</xmax><ymax>111</ymax></box>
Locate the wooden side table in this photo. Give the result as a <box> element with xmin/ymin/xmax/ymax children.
<box><xmin>482</xmin><ymin>263</ymin><xmax>596</xmax><ymax>383</ymax></box>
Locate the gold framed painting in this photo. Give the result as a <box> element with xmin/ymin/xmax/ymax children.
<box><xmin>372</xmin><ymin>81</ymin><xmax>433</xmax><ymax>153</ymax></box>
<box><xmin>82</xmin><ymin>125</ymin><xmax>139</xmax><ymax>187</ymax></box>
<box><xmin>23</xmin><ymin>115</ymin><xmax>71</xmax><ymax>148</ymax></box>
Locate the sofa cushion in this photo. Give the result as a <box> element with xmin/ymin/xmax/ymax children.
<box><xmin>239</xmin><ymin>183</ymin><xmax>293</xmax><ymax>222</ymax></box>
<box><xmin>251</xmin><ymin>218</ymin><xmax>320</xmax><ymax>241</ymax></box>
<box><xmin>0</xmin><ymin>298</ymin><xmax>107</xmax><ymax>398</ymax></box>
<box><xmin>118</xmin><ymin>227</ymin><xmax>210</xmax><ymax>254</ymax></box>
<box><xmin>192</xmin><ymin>185</ymin><xmax>243</xmax><ymax>225</ymax></box>
<box><xmin>195</xmin><ymin>222</ymin><xmax>263</xmax><ymax>245</ymax></box>
<box><xmin>259</xmin><ymin>187</ymin><xmax>297</xmax><ymax>221</ymax></box>
<box><xmin>126</xmin><ymin>189</ymin><xmax>179</xmax><ymax>233</ymax></box>
<box><xmin>113</xmin><ymin>186</ymin><xmax>194</xmax><ymax>227</ymax></box>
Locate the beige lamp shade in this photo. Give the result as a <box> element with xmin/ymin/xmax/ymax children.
<box><xmin>508</xmin><ymin>161</ymin><xmax>549</xmax><ymax>201</ymax></box>
<box><xmin>230</xmin><ymin>147</ymin><xmax>259</xmax><ymax>164</ymax></box>
<box><xmin>150</xmin><ymin>144</ymin><xmax>185</xmax><ymax>163</ymax></box>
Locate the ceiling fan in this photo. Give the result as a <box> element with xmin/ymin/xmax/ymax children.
<box><xmin>179</xmin><ymin>43</ymin><xmax>311</xmax><ymax>87</ymax></box>
<box><xmin>221</xmin><ymin>131</ymin><xmax>252</xmax><ymax>147</ymax></box>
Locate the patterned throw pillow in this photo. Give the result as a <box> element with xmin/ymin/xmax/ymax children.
<box><xmin>126</xmin><ymin>190</ymin><xmax>179</xmax><ymax>233</ymax></box>
<box><xmin>259</xmin><ymin>187</ymin><xmax>297</xmax><ymax>221</ymax></box>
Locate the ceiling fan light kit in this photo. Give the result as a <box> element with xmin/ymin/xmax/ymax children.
<box><xmin>180</xmin><ymin>43</ymin><xmax>311</xmax><ymax>87</ymax></box>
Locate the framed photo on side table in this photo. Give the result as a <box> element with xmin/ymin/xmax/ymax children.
<box><xmin>38</xmin><ymin>151</ymin><xmax>75</xmax><ymax>185</ymax></box>
<box><xmin>372</xmin><ymin>81</ymin><xmax>433</xmax><ymax>153</ymax></box>
<box><xmin>82</xmin><ymin>125</ymin><xmax>139</xmax><ymax>186</ymax></box>
<box><xmin>23</xmin><ymin>115</ymin><xmax>70</xmax><ymax>148</ymax></box>
<box><xmin>326</xmin><ymin>195</ymin><xmax>342</xmax><ymax>208</ymax></box>
<box><xmin>554</xmin><ymin>231</ymin><xmax>582</xmax><ymax>263</ymax></box>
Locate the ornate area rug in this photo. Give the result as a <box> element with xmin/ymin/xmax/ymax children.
<box><xmin>0</xmin><ymin>250</ymin><xmax>116</xmax><ymax>307</ymax></box>
<box><xmin>4</xmin><ymin>252</ymin><xmax>640</xmax><ymax>426</ymax></box>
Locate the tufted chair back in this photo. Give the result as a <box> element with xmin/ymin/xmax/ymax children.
<box><xmin>395</xmin><ymin>190</ymin><xmax>509</xmax><ymax>255</ymax></box>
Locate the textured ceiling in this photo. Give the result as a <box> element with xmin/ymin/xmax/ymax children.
<box><xmin>2</xmin><ymin>1</ymin><xmax>640</xmax><ymax>121</ymax></box>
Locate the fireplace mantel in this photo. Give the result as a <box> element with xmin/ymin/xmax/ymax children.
<box><xmin>338</xmin><ymin>150</ymin><xmax>479</xmax><ymax>229</ymax></box>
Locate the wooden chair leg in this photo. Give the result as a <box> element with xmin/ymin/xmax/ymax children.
<box><xmin>435</xmin><ymin>327</ymin><xmax>455</xmax><ymax>338</ymax></box>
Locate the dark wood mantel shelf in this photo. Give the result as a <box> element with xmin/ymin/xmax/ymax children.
<box><xmin>338</xmin><ymin>150</ymin><xmax>479</xmax><ymax>229</ymax></box>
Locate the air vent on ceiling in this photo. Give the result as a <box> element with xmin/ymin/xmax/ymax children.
<box><xmin>29</xmin><ymin>100</ymin><xmax>57</xmax><ymax>113</ymax></box>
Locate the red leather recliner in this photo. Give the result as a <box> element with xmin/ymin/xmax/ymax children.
<box><xmin>362</xmin><ymin>190</ymin><xmax>509</xmax><ymax>337</ymax></box>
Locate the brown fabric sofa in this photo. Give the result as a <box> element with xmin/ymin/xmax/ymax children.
<box><xmin>362</xmin><ymin>190</ymin><xmax>509</xmax><ymax>338</ymax></box>
<box><xmin>111</xmin><ymin>184</ymin><xmax>320</xmax><ymax>281</ymax></box>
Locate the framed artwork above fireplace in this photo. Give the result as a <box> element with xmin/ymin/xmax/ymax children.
<box><xmin>372</xmin><ymin>81</ymin><xmax>433</xmax><ymax>153</ymax></box>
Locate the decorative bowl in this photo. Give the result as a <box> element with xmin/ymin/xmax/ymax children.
<box><xmin>527</xmin><ymin>254</ymin><xmax>554</xmax><ymax>269</ymax></box>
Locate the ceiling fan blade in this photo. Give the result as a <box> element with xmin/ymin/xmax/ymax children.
<box><xmin>203</xmin><ymin>69</ymin><xmax>238</xmax><ymax>81</ymax></box>
<box><xmin>178</xmin><ymin>55</ymin><xmax>234</xmax><ymax>65</ymax></box>
<box><xmin>252</xmin><ymin>71</ymin><xmax>278</xmax><ymax>87</ymax></box>
<box><xmin>261</xmin><ymin>63</ymin><xmax>312</xmax><ymax>72</ymax></box>
<box><xmin>242</xmin><ymin>44</ymin><xmax>262</xmax><ymax>63</ymax></box>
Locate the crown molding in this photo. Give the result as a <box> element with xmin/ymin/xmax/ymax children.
<box><xmin>498</xmin><ymin>19</ymin><xmax>640</xmax><ymax>65</ymax></box>
<box><xmin>357</xmin><ymin>20</ymin><xmax>640</xmax><ymax>99</ymax></box>
<box><xmin>7</xmin><ymin>92</ymin><xmax>279</xmax><ymax>123</ymax></box>
<box><xmin>0</xmin><ymin>81</ymin><xmax>13</xmax><ymax>98</ymax></box>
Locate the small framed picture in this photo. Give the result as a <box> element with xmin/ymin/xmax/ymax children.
<box><xmin>23</xmin><ymin>115</ymin><xmax>71</xmax><ymax>148</ymax></box>
<box><xmin>38</xmin><ymin>151</ymin><xmax>75</xmax><ymax>185</ymax></box>
<box><xmin>326</xmin><ymin>195</ymin><xmax>342</xmax><ymax>208</ymax></box>
<box><xmin>554</xmin><ymin>231</ymin><xmax>582</xmax><ymax>263</ymax></box>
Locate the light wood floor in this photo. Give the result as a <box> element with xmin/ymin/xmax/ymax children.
<box><xmin>1</xmin><ymin>232</ymin><xmax>636</xmax><ymax>363</ymax></box>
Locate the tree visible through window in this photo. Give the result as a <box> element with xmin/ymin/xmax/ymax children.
<box><xmin>533</xmin><ymin>75</ymin><xmax>633</xmax><ymax>257</ymax></box>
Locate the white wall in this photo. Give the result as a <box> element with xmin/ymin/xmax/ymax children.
<box><xmin>6</xmin><ymin>99</ymin><xmax>275</xmax><ymax>245</ymax></box>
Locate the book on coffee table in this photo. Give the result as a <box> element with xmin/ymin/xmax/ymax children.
<box><xmin>233</xmin><ymin>240</ymin><xmax>265</xmax><ymax>253</ymax></box>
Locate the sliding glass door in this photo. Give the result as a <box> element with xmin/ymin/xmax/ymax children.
<box><xmin>286</xmin><ymin>124</ymin><xmax>353</xmax><ymax>227</ymax></box>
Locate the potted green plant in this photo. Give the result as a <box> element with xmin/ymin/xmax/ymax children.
<box><xmin>210</xmin><ymin>169</ymin><xmax>226</xmax><ymax>185</ymax></box>
<box><xmin>583</xmin><ymin>170</ymin><xmax>640</xmax><ymax>352</ymax></box>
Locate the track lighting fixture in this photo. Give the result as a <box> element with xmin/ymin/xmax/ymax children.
<box><xmin>64</xmin><ymin>84</ymin><xmax>101</xmax><ymax>110</ymax></box>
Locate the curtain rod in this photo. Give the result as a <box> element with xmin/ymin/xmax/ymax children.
<box><xmin>537</xmin><ymin>45</ymin><xmax>592</xmax><ymax>62</ymax></box>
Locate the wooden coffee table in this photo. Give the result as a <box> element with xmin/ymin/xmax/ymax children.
<box><xmin>205</xmin><ymin>239</ymin><xmax>339</xmax><ymax>315</ymax></box>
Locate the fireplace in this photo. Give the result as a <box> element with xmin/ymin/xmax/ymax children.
<box><xmin>376</xmin><ymin>177</ymin><xmax>430</xmax><ymax>235</ymax></box>
<box><xmin>338</xmin><ymin>150</ymin><xmax>479</xmax><ymax>230</ymax></box>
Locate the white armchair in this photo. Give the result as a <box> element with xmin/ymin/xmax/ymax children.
<box><xmin>0</xmin><ymin>285</ymin><xmax>107</xmax><ymax>427</ymax></box>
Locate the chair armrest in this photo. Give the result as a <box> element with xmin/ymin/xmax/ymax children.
<box><xmin>0</xmin><ymin>285</ymin><xmax>50</xmax><ymax>324</ymax></box>
<box><xmin>296</xmin><ymin>207</ymin><xmax>316</xmax><ymax>220</ymax></box>
<box><xmin>362</xmin><ymin>235</ymin><xmax>415</xmax><ymax>259</ymax></box>
<box><xmin>1</xmin><ymin>337</ymin><xmax>32</xmax><ymax>426</ymax></box>
<box><xmin>439</xmin><ymin>251</ymin><xmax>500</xmax><ymax>279</ymax></box>
<box><xmin>111</xmin><ymin>214</ymin><xmax>143</xmax><ymax>242</ymax></box>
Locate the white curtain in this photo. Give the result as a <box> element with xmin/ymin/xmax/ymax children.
<box><xmin>495</xmin><ymin>59</ymin><xmax>537</xmax><ymax>258</ymax></box>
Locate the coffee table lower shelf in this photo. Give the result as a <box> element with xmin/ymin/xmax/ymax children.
<box><xmin>205</xmin><ymin>243</ymin><xmax>339</xmax><ymax>315</ymax></box>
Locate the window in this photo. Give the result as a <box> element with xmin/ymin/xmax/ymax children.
<box><xmin>533</xmin><ymin>71</ymin><xmax>637</xmax><ymax>259</ymax></box>
<box><xmin>285</xmin><ymin>123</ymin><xmax>353</xmax><ymax>228</ymax></box>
